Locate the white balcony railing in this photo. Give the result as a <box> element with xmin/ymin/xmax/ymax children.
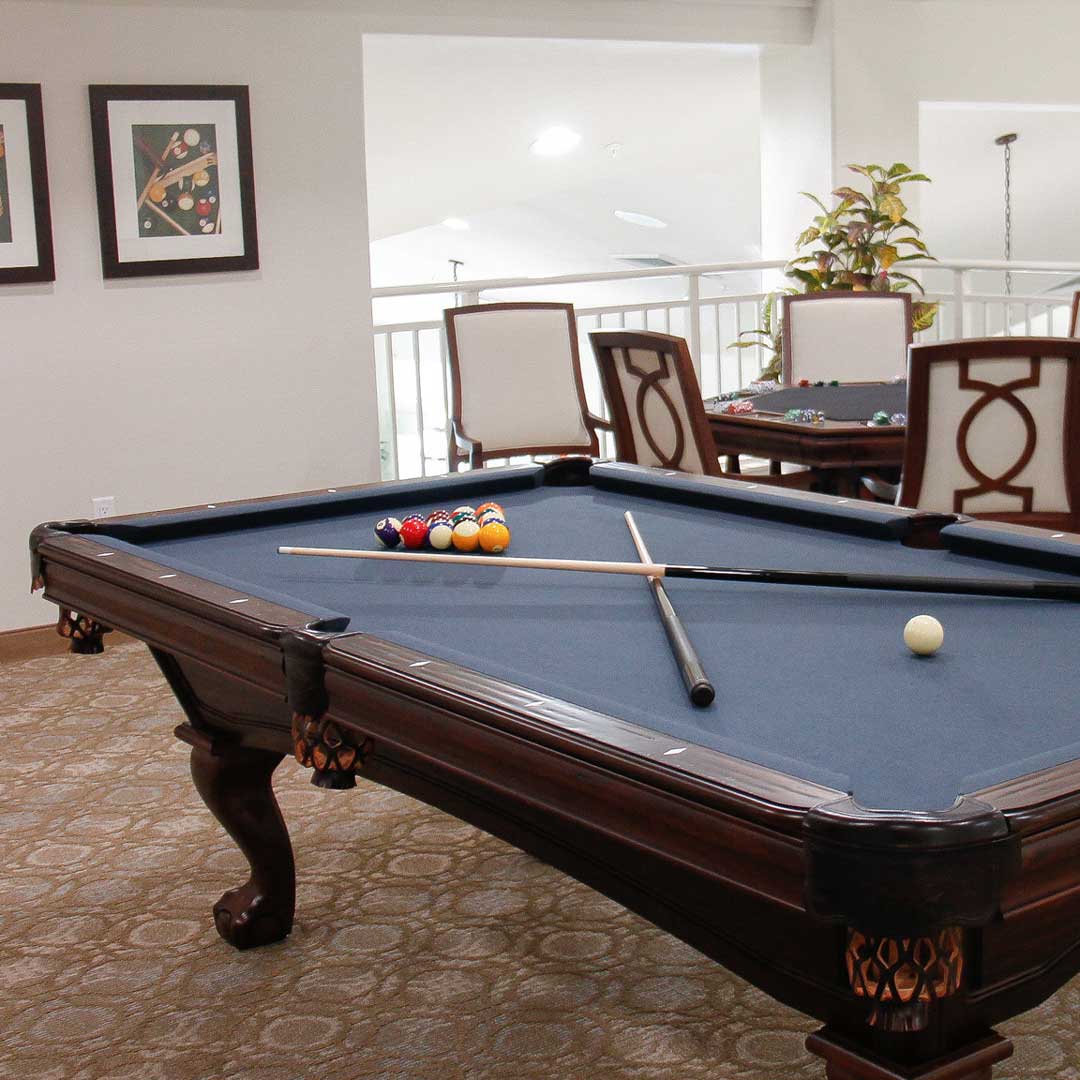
<box><xmin>371</xmin><ymin>258</ymin><xmax>1080</xmax><ymax>481</ymax></box>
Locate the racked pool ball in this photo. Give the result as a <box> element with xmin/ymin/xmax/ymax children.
<box><xmin>451</xmin><ymin>505</ymin><xmax>475</xmax><ymax>519</ymax></box>
<box><xmin>476</xmin><ymin>501</ymin><xmax>504</xmax><ymax>518</ymax></box>
<box><xmin>451</xmin><ymin>519</ymin><xmax>481</xmax><ymax>552</ymax></box>
<box><xmin>373</xmin><ymin>517</ymin><xmax>402</xmax><ymax>548</ymax></box>
<box><xmin>426</xmin><ymin>509</ymin><xmax>451</xmax><ymax>526</ymax></box>
<box><xmin>428</xmin><ymin>521</ymin><xmax>454</xmax><ymax>550</ymax></box>
<box><xmin>399</xmin><ymin>518</ymin><xmax>429</xmax><ymax>549</ymax></box>
<box><xmin>478</xmin><ymin>521</ymin><xmax>511</xmax><ymax>553</ymax></box>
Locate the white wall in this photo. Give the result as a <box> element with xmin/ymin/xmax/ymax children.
<box><xmin>830</xmin><ymin>0</ymin><xmax>1080</xmax><ymax>240</ymax></box>
<box><xmin>759</xmin><ymin>0</ymin><xmax>834</xmax><ymax>262</ymax></box>
<box><xmin>1</xmin><ymin>0</ymin><xmax>378</xmax><ymax>631</ymax></box>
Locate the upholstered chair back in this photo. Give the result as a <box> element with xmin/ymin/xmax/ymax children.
<box><xmin>590</xmin><ymin>329</ymin><xmax>722</xmax><ymax>476</ymax></box>
<box><xmin>782</xmin><ymin>291</ymin><xmax>912</xmax><ymax>384</ymax></box>
<box><xmin>444</xmin><ymin>303</ymin><xmax>599</xmax><ymax>467</ymax></box>
<box><xmin>900</xmin><ymin>338</ymin><xmax>1080</xmax><ymax>529</ymax></box>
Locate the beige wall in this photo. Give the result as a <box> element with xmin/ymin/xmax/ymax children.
<box><xmin>1</xmin><ymin>0</ymin><xmax>379</xmax><ymax>631</ymax></box>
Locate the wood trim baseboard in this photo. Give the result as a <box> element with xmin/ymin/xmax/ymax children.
<box><xmin>0</xmin><ymin>623</ymin><xmax>135</xmax><ymax>663</ymax></box>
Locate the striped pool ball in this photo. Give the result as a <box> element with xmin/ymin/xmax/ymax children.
<box><xmin>451</xmin><ymin>519</ymin><xmax>481</xmax><ymax>552</ymax></box>
<box><xmin>478</xmin><ymin>521</ymin><xmax>511</xmax><ymax>553</ymax></box>
<box><xmin>373</xmin><ymin>517</ymin><xmax>402</xmax><ymax>548</ymax></box>
<box><xmin>475</xmin><ymin>502</ymin><xmax>504</xmax><ymax>518</ymax></box>
<box><xmin>426</xmin><ymin>509</ymin><xmax>451</xmax><ymax>524</ymax></box>
<box><xmin>478</xmin><ymin>511</ymin><xmax>505</xmax><ymax>526</ymax></box>
<box><xmin>399</xmin><ymin>518</ymin><xmax>429</xmax><ymax>549</ymax></box>
<box><xmin>427</xmin><ymin>521</ymin><xmax>454</xmax><ymax>549</ymax></box>
<box><xmin>451</xmin><ymin>505</ymin><xmax>475</xmax><ymax>518</ymax></box>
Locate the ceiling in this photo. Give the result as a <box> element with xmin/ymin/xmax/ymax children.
<box><xmin>363</xmin><ymin>34</ymin><xmax>762</xmax><ymax>285</ymax></box>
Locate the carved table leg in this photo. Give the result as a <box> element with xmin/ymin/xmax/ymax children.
<box><xmin>807</xmin><ymin>1028</ymin><xmax>1013</xmax><ymax>1080</ymax></box>
<box><xmin>188</xmin><ymin>739</ymin><xmax>296</xmax><ymax>950</ymax></box>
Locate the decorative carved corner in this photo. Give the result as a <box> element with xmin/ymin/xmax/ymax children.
<box><xmin>846</xmin><ymin>926</ymin><xmax>964</xmax><ymax>1033</ymax></box>
<box><xmin>56</xmin><ymin>607</ymin><xmax>110</xmax><ymax>654</ymax></box>
<box><xmin>292</xmin><ymin>713</ymin><xmax>371</xmax><ymax>790</ymax></box>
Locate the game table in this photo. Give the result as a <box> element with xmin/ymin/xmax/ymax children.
<box><xmin>30</xmin><ymin>459</ymin><xmax>1080</xmax><ymax>1080</ymax></box>
<box><xmin>706</xmin><ymin>381</ymin><xmax>907</xmax><ymax>494</ymax></box>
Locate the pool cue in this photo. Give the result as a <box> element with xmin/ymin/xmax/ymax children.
<box><xmin>277</xmin><ymin>545</ymin><xmax>1080</xmax><ymax>602</ymax></box>
<box><xmin>624</xmin><ymin>513</ymin><xmax>714</xmax><ymax>707</ymax></box>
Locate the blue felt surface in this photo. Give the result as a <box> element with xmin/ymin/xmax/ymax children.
<box><xmin>93</xmin><ymin>477</ymin><xmax>1080</xmax><ymax>812</ymax></box>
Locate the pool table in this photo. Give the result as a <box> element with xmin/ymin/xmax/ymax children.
<box><xmin>30</xmin><ymin>459</ymin><xmax>1080</xmax><ymax>1080</ymax></box>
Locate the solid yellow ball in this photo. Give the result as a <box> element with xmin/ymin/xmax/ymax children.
<box><xmin>478</xmin><ymin>521</ymin><xmax>511</xmax><ymax>554</ymax></box>
<box><xmin>903</xmin><ymin>614</ymin><xmax>944</xmax><ymax>656</ymax></box>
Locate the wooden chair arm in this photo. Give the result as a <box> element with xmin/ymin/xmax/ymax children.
<box><xmin>450</xmin><ymin>421</ymin><xmax>484</xmax><ymax>471</ymax></box>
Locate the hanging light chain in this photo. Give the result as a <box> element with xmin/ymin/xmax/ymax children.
<box><xmin>996</xmin><ymin>133</ymin><xmax>1018</xmax><ymax>295</ymax></box>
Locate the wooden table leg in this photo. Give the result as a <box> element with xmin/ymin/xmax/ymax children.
<box><xmin>182</xmin><ymin>726</ymin><xmax>296</xmax><ymax>950</ymax></box>
<box><xmin>806</xmin><ymin>1028</ymin><xmax>1013</xmax><ymax>1080</ymax></box>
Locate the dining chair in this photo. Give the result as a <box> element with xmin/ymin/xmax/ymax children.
<box><xmin>781</xmin><ymin>291</ymin><xmax>912</xmax><ymax>385</ymax></box>
<box><xmin>443</xmin><ymin>302</ymin><xmax>607</xmax><ymax>469</ymax></box>
<box><xmin>898</xmin><ymin>337</ymin><xmax>1080</xmax><ymax>529</ymax></box>
<box><xmin>1069</xmin><ymin>291</ymin><xmax>1080</xmax><ymax>336</ymax></box>
<box><xmin>589</xmin><ymin>329</ymin><xmax>725</xmax><ymax>476</ymax></box>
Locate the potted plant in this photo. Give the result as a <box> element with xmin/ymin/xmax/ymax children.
<box><xmin>734</xmin><ymin>162</ymin><xmax>938</xmax><ymax>381</ymax></box>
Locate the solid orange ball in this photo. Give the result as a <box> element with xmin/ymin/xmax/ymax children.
<box><xmin>478</xmin><ymin>521</ymin><xmax>511</xmax><ymax>553</ymax></box>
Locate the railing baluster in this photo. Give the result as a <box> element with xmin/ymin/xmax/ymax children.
<box><xmin>952</xmin><ymin>269</ymin><xmax>965</xmax><ymax>339</ymax></box>
<box><xmin>711</xmin><ymin>302</ymin><xmax>722</xmax><ymax>397</ymax></box>
<box><xmin>687</xmin><ymin>272</ymin><xmax>702</xmax><ymax>380</ymax></box>
<box><xmin>382</xmin><ymin>333</ymin><xmax>399</xmax><ymax>481</ymax></box>
<box><xmin>733</xmin><ymin>301</ymin><xmax>744</xmax><ymax>391</ymax></box>
<box><xmin>412</xmin><ymin>330</ymin><xmax>426</xmax><ymax>478</ymax></box>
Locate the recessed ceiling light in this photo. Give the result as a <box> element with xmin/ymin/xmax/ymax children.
<box><xmin>614</xmin><ymin>210</ymin><xmax>668</xmax><ymax>229</ymax></box>
<box><xmin>442</xmin><ymin>217</ymin><xmax>470</xmax><ymax>231</ymax></box>
<box><xmin>530</xmin><ymin>126</ymin><xmax>582</xmax><ymax>157</ymax></box>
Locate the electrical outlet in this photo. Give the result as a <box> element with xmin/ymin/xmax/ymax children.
<box><xmin>92</xmin><ymin>496</ymin><xmax>116</xmax><ymax>519</ymax></box>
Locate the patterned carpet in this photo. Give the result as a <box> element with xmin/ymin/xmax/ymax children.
<box><xmin>2</xmin><ymin>645</ymin><xmax>1078</xmax><ymax>1080</ymax></box>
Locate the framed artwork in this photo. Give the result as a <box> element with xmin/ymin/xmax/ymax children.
<box><xmin>89</xmin><ymin>84</ymin><xmax>258</xmax><ymax>279</ymax></box>
<box><xmin>0</xmin><ymin>83</ymin><xmax>55</xmax><ymax>284</ymax></box>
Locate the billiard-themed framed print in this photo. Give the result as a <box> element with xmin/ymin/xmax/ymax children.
<box><xmin>0</xmin><ymin>84</ymin><xmax>55</xmax><ymax>285</ymax></box>
<box><xmin>89</xmin><ymin>84</ymin><xmax>258</xmax><ymax>279</ymax></box>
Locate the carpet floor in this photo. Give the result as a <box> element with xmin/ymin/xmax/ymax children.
<box><xmin>2</xmin><ymin>644</ymin><xmax>1078</xmax><ymax>1080</ymax></box>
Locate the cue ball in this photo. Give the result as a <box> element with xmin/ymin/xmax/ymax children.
<box><xmin>904</xmin><ymin>615</ymin><xmax>944</xmax><ymax>656</ymax></box>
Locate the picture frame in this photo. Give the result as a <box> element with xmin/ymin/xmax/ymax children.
<box><xmin>0</xmin><ymin>83</ymin><xmax>55</xmax><ymax>285</ymax></box>
<box><xmin>89</xmin><ymin>84</ymin><xmax>258</xmax><ymax>279</ymax></box>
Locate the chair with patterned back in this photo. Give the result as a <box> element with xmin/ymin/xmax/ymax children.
<box><xmin>782</xmin><ymin>291</ymin><xmax>912</xmax><ymax>384</ymax></box>
<box><xmin>589</xmin><ymin>329</ymin><xmax>724</xmax><ymax>476</ymax></box>
<box><xmin>443</xmin><ymin>302</ymin><xmax>607</xmax><ymax>470</ymax></box>
<box><xmin>899</xmin><ymin>337</ymin><xmax>1080</xmax><ymax>529</ymax></box>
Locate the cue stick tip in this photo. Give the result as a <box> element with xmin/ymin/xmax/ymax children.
<box><xmin>690</xmin><ymin>681</ymin><xmax>716</xmax><ymax>708</ymax></box>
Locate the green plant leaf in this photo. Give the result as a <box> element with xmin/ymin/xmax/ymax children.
<box><xmin>879</xmin><ymin>194</ymin><xmax>907</xmax><ymax>223</ymax></box>
<box><xmin>878</xmin><ymin>244</ymin><xmax>899</xmax><ymax>270</ymax></box>
<box><xmin>787</xmin><ymin>268</ymin><xmax>820</xmax><ymax>288</ymax></box>
<box><xmin>888</xmin><ymin>271</ymin><xmax>926</xmax><ymax>294</ymax></box>
<box><xmin>832</xmin><ymin>186</ymin><xmax>870</xmax><ymax>206</ymax></box>
<box><xmin>795</xmin><ymin>226</ymin><xmax>821</xmax><ymax>248</ymax></box>
<box><xmin>800</xmin><ymin>192</ymin><xmax>830</xmax><ymax>214</ymax></box>
<box><xmin>893</xmin><ymin>235</ymin><xmax>929</xmax><ymax>252</ymax></box>
<box><xmin>912</xmin><ymin>301</ymin><xmax>939</xmax><ymax>332</ymax></box>
<box><xmin>893</xmin><ymin>172</ymin><xmax>932</xmax><ymax>184</ymax></box>
<box><xmin>887</xmin><ymin>162</ymin><xmax>912</xmax><ymax>178</ymax></box>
